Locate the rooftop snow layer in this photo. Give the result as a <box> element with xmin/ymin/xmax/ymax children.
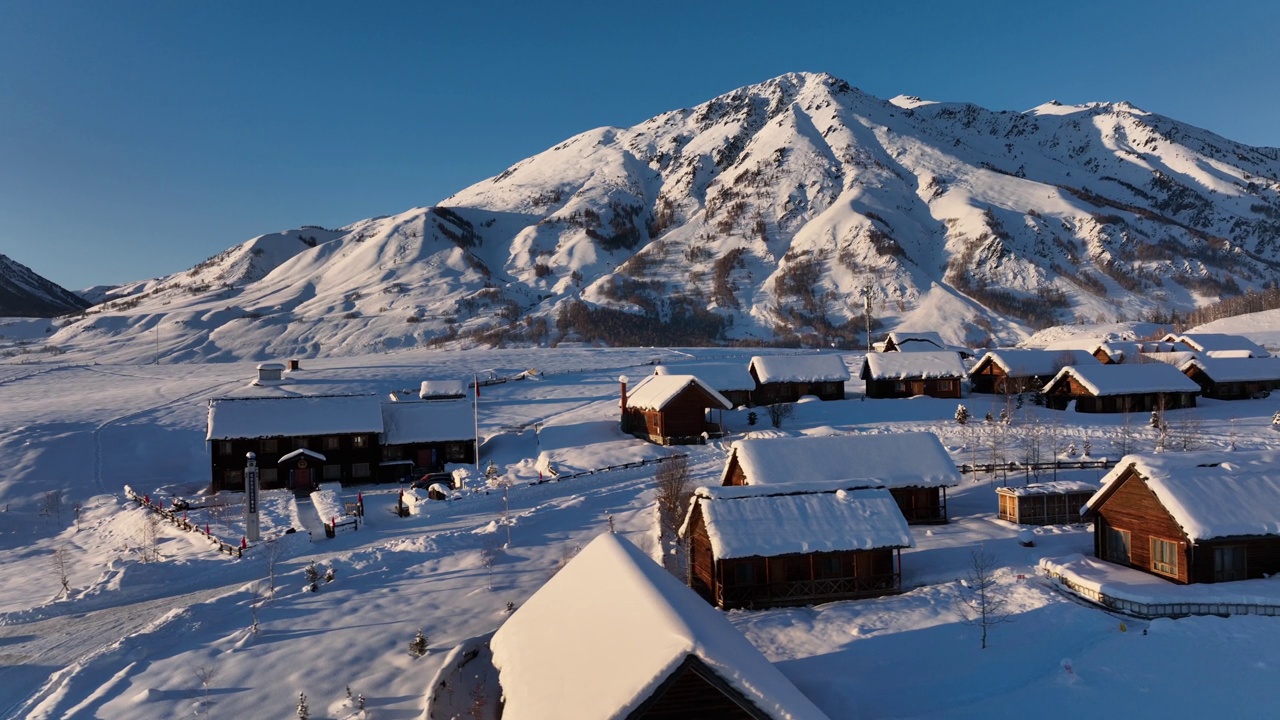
<box><xmin>206</xmin><ymin>395</ymin><xmax>383</xmax><ymax>440</ymax></box>
<box><xmin>654</xmin><ymin>362</ymin><xmax>755</xmax><ymax>392</ymax></box>
<box><xmin>1093</xmin><ymin>341</ymin><xmax>1179</xmax><ymax>361</ymax></box>
<box><xmin>380</xmin><ymin>400</ymin><xmax>475</xmax><ymax>445</ymax></box>
<box><xmin>1181</xmin><ymin>356</ymin><xmax>1280</xmax><ymax>383</ymax></box>
<box><xmin>1165</xmin><ymin>333</ymin><xmax>1269</xmax><ymax>357</ymax></box>
<box><xmin>973</xmin><ymin>348</ymin><xmax>1097</xmax><ymax>376</ymax></box>
<box><xmin>489</xmin><ymin>532</ymin><xmax>829</xmax><ymax>720</ymax></box>
<box><xmin>625</xmin><ymin>374</ymin><xmax>733</xmax><ymax>411</ymax></box>
<box><xmin>693</xmin><ymin>486</ymin><xmax>913</xmax><ymax>559</ymax></box>
<box><xmin>861</xmin><ymin>351</ymin><xmax>967</xmax><ymax>380</ymax></box>
<box><xmin>723</xmin><ymin>432</ymin><xmax>961</xmax><ymax>489</ymax></box>
<box><xmin>1046</xmin><ymin>363</ymin><xmax>1201</xmax><ymax>396</ymax></box>
<box><xmin>419</xmin><ymin>379</ymin><xmax>467</xmax><ymax>398</ymax></box>
<box><xmin>1089</xmin><ymin>451</ymin><xmax>1280</xmax><ymax>541</ymax></box>
<box><xmin>749</xmin><ymin>354</ymin><xmax>850</xmax><ymax>384</ymax></box>
<box><xmin>995</xmin><ymin>480</ymin><xmax>1098</xmax><ymax>497</ymax></box>
<box><xmin>886</xmin><ymin>331</ymin><xmax>946</xmax><ymax>351</ymax></box>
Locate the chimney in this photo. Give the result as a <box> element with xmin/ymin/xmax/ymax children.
<box><xmin>288</xmin><ymin>359</ymin><xmax>300</xmax><ymax>372</ymax></box>
<box><xmin>619</xmin><ymin>375</ymin><xmax>629</xmax><ymax>430</ymax></box>
<box><xmin>255</xmin><ymin>362</ymin><xmax>285</xmax><ymax>385</ymax></box>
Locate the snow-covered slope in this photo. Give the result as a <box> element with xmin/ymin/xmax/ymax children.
<box><xmin>48</xmin><ymin>72</ymin><xmax>1280</xmax><ymax>362</ymax></box>
<box><xmin>0</xmin><ymin>253</ymin><xmax>90</xmax><ymax>317</ymax></box>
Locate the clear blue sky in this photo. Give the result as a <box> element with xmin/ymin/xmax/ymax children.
<box><xmin>2</xmin><ymin>0</ymin><xmax>1278</xmax><ymax>290</ymax></box>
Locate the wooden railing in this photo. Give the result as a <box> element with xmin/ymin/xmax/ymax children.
<box><xmin>1042</xmin><ymin>565</ymin><xmax>1280</xmax><ymax>619</ymax></box>
<box><xmin>124</xmin><ymin>486</ymin><xmax>244</xmax><ymax>558</ymax></box>
<box><xmin>958</xmin><ymin>459</ymin><xmax>1117</xmax><ymax>475</ymax></box>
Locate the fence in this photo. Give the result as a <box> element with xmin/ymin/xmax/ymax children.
<box><xmin>537</xmin><ymin>453</ymin><xmax>690</xmax><ymax>484</ymax></box>
<box><xmin>1042</xmin><ymin>565</ymin><xmax>1280</xmax><ymax>619</ymax></box>
<box><xmin>124</xmin><ymin>486</ymin><xmax>244</xmax><ymax>558</ymax></box>
<box><xmin>958</xmin><ymin>459</ymin><xmax>1117</xmax><ymax>481</ymax></box>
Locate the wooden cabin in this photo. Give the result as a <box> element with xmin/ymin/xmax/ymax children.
<box><xmin>207</xmin><ymin>395</ymin><xmax>384</xmax><ymax>493</ymax></box>
<box><xmin>970</xmin><ymin>349</ymin><xmax>1097</xmax><ymax>394</ymax></box>
<box><xmin>1042</xmin><ymin>363</ymin><xmax>1199</xmax><ymax>413</ymax></box>
<box><xmin>859</xmin><ymin>351</ymin><xmax>966</xmax><ymax>399</ymax></box>
<box><xmin>379</xmin><ymin>399</ymin><xmax>476</xmax><ymax>479</ymax></box>
<box><xmin>1092</xmin><ymin>341</ymin><xmax>1179</xmax><ymax>364</ymax></box>
<box><xmin>996</xmin><ymin>481</ymin><xmax>1097</xmax><ymax>525</ymax></box>
<box><xmin>746</xmin><ymin>354</ymin><xmax>849</xmax><ymax>405</ymax></box>
<box><xmin>488</xmin><ymin>533</ymin><xmax>828</xmax><ymax>720</ymax></box>
<box><xmin>1162</xmin><ymin>332</ymin><xmax>1269</xmax><ymax>358</ymax></box>
<box><xmin>1180</xmin><ymin>357</ymin><xmax>1280</xmax><ymax>400</ymax></box>
<box><xmin>1083</xmin><ymin>451</ymin><xmax>1280</xmax><ymax>584</ymax></box>
<box><xmin>684</xmin><ymin>485</ymin><xmax>912</xmax><ymax>610</ymax></box>
<box><xmin>654</xmin><ymin>362</ymin><xmax>756</xmax><ymax>408</ymax></box>
<box><xmin>720</xmin><ymin>432</ymin><xmax>961</xmax><ymax>524</ymax></box>
<box><xmin>621</xmin><ymin>374</ymin><xmax>732</xmax><ymax>445</ymax></box>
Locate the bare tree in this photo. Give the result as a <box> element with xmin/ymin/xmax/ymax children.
<box><xmin>249</xmin><ymin>582</ymin><xmax>264</xmax><ymax>637</ymax></box>
<box><xmin>50</xmin><ymin>547</ymin><xmax>71</xmax><ymax>599</ymax></box>
<box><xmin>194</xmin><ymin>664</ymin><xmax>218</xmax><ymax>718</ymax></box>
<box><xmin>956</xmin><ymin>547</ymin><xmax>1012</xmax><ymax>650</ymax></box>
<box><xmin>654</xmin><ymin>456</ymin><xmax>693</xmax><ymax>544</ymax></box>
<box><xmin>1115</xmin><ymin>410</ymin><xmax>1135</xmax><ymax>456</ymax></box>
<box><xmin>480</xmin><ymin>542</ymin><xmax>499</xmax><ymax>590</ymax></box>
<box><xmin>766</xmin><ymin>402</ymin><xmax>795</xmax><ymax>429</ymax></box>
<box><xmin>40</xmin><ymin>490</ymin><xmax>62</xmax><ymax>524</ymax></box>
<box><xmin>138</xmin><ymin>513</ymin><xmax>161</xmax><ymax>563</ymax></box>
<box><xmin>263</xmin><ymin>538</ymin><xmax>282</xmax><ymax>600</ymax></box>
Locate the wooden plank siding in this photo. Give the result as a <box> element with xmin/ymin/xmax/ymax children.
<box><xmin>623</xmin><ymin>384</ymin><xmax>725</xmax><ymax>445</ymax></box>
<box><xmin>1092</xmin><ymin>470</ymin><xmax>1192</xmax><ymax>583</ymax></box>
<box><xmin>749</xmin><ymin>378</ymin><xmax>845</xmax><ymax>405</ymax></box>
<box><xmin>210</xmin><ymin>434</ymin><xmax>380</xmax><ymax>493</ymax></box>
<box><xmin>863</xmin><ymin>377</ymin><xmax>962</xmax><ymax>399</ymax></box>
<box><xmin>627</xmin><ymin>656</ymin><xmax>771</xmax><ymax>720</ymax></box>
<box><xmin>1183</xmin><ymin>366</ymin><xmax>1280</xmax><ymax>400</ymax></box>
<box><xmin>1045</xmin><ymin>375</ymin><xmax>1197</xmax><ymax>413</ymax></box>
<box><xmin>890</xmin><ymin>486</ymin><xmax>948</xmax><ymax>524</ymax></box>
<box><xmin>998</xmin><ymin>490</ymin><xmax>1093</xmax><ymax>525</ymax></box>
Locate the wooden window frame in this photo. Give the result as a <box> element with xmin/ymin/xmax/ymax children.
<box><xmin>937</xmin><ymin>379</ymin><xmax>953</xmax><ymax>391</ymax></box>
<box><xmin>352</xmin><ymin>462</ymin><xmax>371</xmax><ymax>478</ymax></box>
<box><xmin>1213</xmin><ymin>545</ymin><xmax>1247</xmax><ymax>582</ymax></box>
<box><xmin>1150</xmin><ymin>537</ymin><xmax>1179</xmax><ymax>577</ymax></box>
<box><xmin>1104</xmin><ymin>524</ymin><xmax>1131</xmax><ymax>564</ymax></box>
<box><xmin>323</xmin><ymin>436</ymin><xmax>341</xmax><ymax>451</ymax></box>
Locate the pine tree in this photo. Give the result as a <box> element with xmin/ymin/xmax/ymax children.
<box><xmin>409</xmin><ymin>627</ymin><xmax>428</xmax><ymax>657</ymax></box>
<box><xmin>297</xmin><ymin>691</ymin><xmax>310</xmax><ymax>720</ymax></box>
<box><xmin>304</xmin><ymin>562</ymin><xmax>319</xmax><ymax>592</ymax></box>
<box><xmin>954</xmin><ymin>404</ymin><xmax>969</xmax><ymax>425</ymax></box>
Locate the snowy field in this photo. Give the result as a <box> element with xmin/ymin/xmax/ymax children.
<box><xmin>3</xmin><ymin>340</ymin><xmax>1280</xmax><ymax>719</ymax></box>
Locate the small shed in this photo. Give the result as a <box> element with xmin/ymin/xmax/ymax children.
<box><xmin>859</xmin><ymin>351</ymin><xmax>967</xmax><ymax>399</ymax></box>
<box><xmin>1180</xmin><ymin>356</ymin><xmax>1280</xmax><ymax>400</ymax></box>
<box><xmin>747</xmin><ymin>354</ymin><xmax>849</xmax><ymax>405</ymax></box>
<box><xmin>720</xmin><ymin>432</ymin><xmax>961</xmax><ymax>524</ymax></box>
<box><xmin>969</xmin><ymin>349</ymin><xmax>1097</xmax><ymax>394</ymax></box>
<box><xmin>1162</xmin><ymin>332</ymin><xmax>1269</xmax><ymax>358</ymax></box>
<box><xmin>1042</xmin><ymin>363</ymin><xmax>1200</xmax><ymax>413</ymax></box>
<box><xmin>489</xmin><ymin>533</ymin><xmax>829</xmax><ymax>720</ymax></box>
<box><xmin>655</xmin><ymin>362</ymin><xmax>756</xmax><ymax>408</ymax></box>
<box><xmin>621</xmin><ymin>374</ymin><xmax>733</xmax><ymax>445</ymax></box>
<box><xmin>683</xmin><ymin>485</ymin><xmax>913</xmax><ymax>610</ymax></box>
<box><xmin>1082</xmin><ymin>451</ymin><xmax>1280</xmax><ymax>584</ymax></box>
<box><xmin>996</xmin><ymin>481</ymin><xmax>1097</xmax><ymax>525</ymax></box>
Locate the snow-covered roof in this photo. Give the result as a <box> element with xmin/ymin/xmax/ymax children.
<box><xmin>489</xmin><ymin>533</ymin><xmax>829</xmax><ymax>720</ymax></box>
<box><xmin>380</xmin><ymin>400</ymin><xmax>475</xmax><ymax>445</ymax></box>
<box><xmin>1093</xmin><ymin>341</ymin><xmax>1179</xmax><ymax>362</ymax></box>
<box><xmin>1088</xmin><ymin>451</ymin><xmax>1280</xmax><ymax>541</ymax></box>
<box><xmin>749</xmin><ymin>354</ymin><xmax>851</xmax><ymax>384</ymax></box>
<box><xmin>1140</xmin><ymin>351</ymin><xmax>1202</xmax><ymax>367</ymax></box>
<box><xmin>1164</xmin><ymin>333</ymin><xmax>1269</xmax><ymax>358</ymax></box>
<box><xmin>972</xmin><ymin>348</ymin><xmax>1097</xmax><ymax>377</ymax></box>
<box><xmin>279</xmin><ymin>448</ymin><xmax>326</xmax><ymax>463</ymax></box>
<box><xmin>886</xmin><ymin>331</ymin><xmax>946</xmax><ymax>351</ymax></box>
<box><xmin>995</xmin><ymin>480</ymin><xmax>1098</xmax><ymax>497</ymax></box>
<box><xmin>625</xmin><ymin>374</ymin><xmax>733</xmax><ymax>411</ymax></box>
<box><xmin>206</xmin><ymin>395</ymin><xmax>384</xmax><ymax>441</ymax></box>
<box><xmin>419</xmin><ymin>379</ymin><xmax>466</xmax><ymax>399</ymax></box>
<box><xmin>860</xmin><ymin>351</ymin><xmax>967</xmax><ymax>381</ymax></box>
<box><xmin>1044</xmin><ymin>363</ymin><xmax>1201</xmax><ymax>396</ymax></box>
<box><xmin>1181</xmin><ymin>356</ymin><xmax>1280</xmax><ymax>383</ymax></box>
<box><xmin>722</xmin><ymin>432</ymin><xmax>961</xmax><ymax>489</ymax></box>
<box><xmin>654</xmin><ymin>362</ymin><xmax>755</xmax><ymax>392</ymax></box>
<box><xmin>692</xmin><ymin>486</ymin><xmax>913</xmax><ymax>559</ymax></box>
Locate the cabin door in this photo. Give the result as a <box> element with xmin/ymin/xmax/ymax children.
<box><xmin>416</xmin><ymin>448</ymin><xmax>436</xmax><ymax>471</ymax></box>
<box><xmin>909</xmin><ymin>381</ymin><xmax>925</xmax><ymax>396</ymax></box>
<box><xmin>1213</xmin><ymin>545</ymin><xmax>1246</xmax><ymax>582</ymax></box>
<box><xmin>292</xmin><ymin>467</ymin><xmax>312</xmax><ymax>492</ymax></box>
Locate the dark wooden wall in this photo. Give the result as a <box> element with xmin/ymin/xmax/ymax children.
<box><xmin>864</xmin><ymin>377</ymin><xmax>962</xmax><ymax>399</ymax></box>
<box><xmin>1093</xmin><ymin>471</ymin><xmax>1190</xmax><ymax>583</ymax></box>
<box><xmin>210</xmin><ymin>434</ymin><xmax>379</xmax><ymax>492</ymax></box>
<box><xmin>890</xmin><ymin>486</ymin><xmax>947</xmax><ymax>524</ymax></box>
<box><xmin>629</xmin><ymin>656</ymin><xmax>769</xmax><ymax>720</ymax></box>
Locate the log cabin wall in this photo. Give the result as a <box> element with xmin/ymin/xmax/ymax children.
<box><xmin>889</xmin><ymin>486</ymin><xmax>946</xmax><ymax>524</ymax></box>
<box><xmin>1093</xmin><ymin>471</ymin><xmax>1190</xmax><ymax>583</ymax></box>
<box><xmin>630</xmin><ymin>656</ymin><xmax>769</xmax><ymax>720</ymax></box>
<box><xmin>210</xmin><ymin>433</ymin><xmax>380</xmax><ymax>492</ymax></box>
<box><xmin>864</xmin><ymin>377</ymin><xmax>962</xmax><ymax>399</ymax></box>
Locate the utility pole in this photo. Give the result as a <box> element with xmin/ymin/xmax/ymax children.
<box><xmin>862</xmin><ymin>286</ymin><xmax>873</xmax><ymax>353</ymax></box>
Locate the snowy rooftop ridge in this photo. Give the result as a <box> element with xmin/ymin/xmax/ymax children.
<box><xmin>489</xmin><ymin>532</ymin><xmax>829</xmax><ymax>720</ymax></box>
<box><xmin>694</xmin><ymin>487</ymin><xmax>914</xmax><ymax>559</ymax></box>
<box><xmin>625</xmin><ymin>374</ymin><xmax>733</xmax><ymax>412</ymax></box>
<box><xmin>723</xmin><ymin>432</ymin><xmax>961</xmax><ymax>489</ymax></box>
<box><xmin>995</xmin><ymin>480</ymin><xmax>1098</xmax><ymax>497</ymax></box>
<box><xmin>972</xmin><ymin>348</ymin><xmax>1097</xmax><ymax>377</ymax></box>
<box><xmin>1045</xmin><ymin>363</ymin><xmax>1201</xmax><ymax>396</ymax></box>
<box><xmin>1181</xmin><ymin>356</ymin><xmax>1280</xmax><ymax>383</ymax></box>
<box><xmin>748</xmin><ymin>354</ymin><xmax>850</xmax><ymax>384</ymax></box>
<box><xmin>654</xmin><ymin>362</ymin><xmax>755</xmax><ymax>392</ymax></box>
<box><xmin>1164</xmin><ymin>333</ymin><xmax>1270</xmax><ymax>358</ymax></box>
<box><xmin>860</xmin><ymin>351</ymin><xmax>967</xmax><ymax>381</ymax></box>
<box><xmin>206</xmin><ymin>394</ymin><xmax>383</xmax><ymax>441</ymax></box>
<box><xmin>1089</xmin><ymin>451</ymin><xmax>1280</xmax><ymax>541</ymax></box>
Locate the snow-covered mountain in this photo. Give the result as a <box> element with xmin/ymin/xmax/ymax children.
<box><xmin>0</xmin><ymin>253</ymin><xmax>90</xmax><ymax>317</ymax></box>
<box><xmin>49</xmin><ymin>72</ymin><xmax>1280</xmax><ymax>362</ymax></box>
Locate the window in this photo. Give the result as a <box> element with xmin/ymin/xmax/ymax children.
<box><xmin>814</xmin><ymin>554</ymin><xmax>845</xmax><ymax>579</ymax></box>
<box><xmin>352</xmin><ymin>462</ymin><xmax>371</xmax><ymax>478</ymax></box>
<box><xmin>1214</xmin><ymin>545</ymin><xmax>1247</xmax><ymax>582</ymax></box>
<box><xmin>894</xmin><ymin>381</ymin><xmax>906</xmax><ymax>393</ymax></box>
<box><xmin>445</xmin><ymin>442</ymin><xmax>469</xmax><ymax>461</ymax></box>
<box><xmin>324</xmin><ymin>436</ymin><xmax>340</xmax><ymax>451</ymax></box>
<box><xmin>260</xmin><ymin>468</ymin><xmax>278</xmax><ymax>485</ymax></box>
<box><xmin>383</xmin><ymin>446</ymin><xmax>403</xmax><ymax>461</ymax></box>
<box><xmin>223</xmin><ymin>469</ymin><xmax>243</xmax><ymax>486</ymax></box>
<box><xmin>352</xmin><ymin>435</ymin><xmax>368</xmax><ymax>449</ymax></box>
<box><xmin>1150</xmin><ymin>537</ymin><xmax>1179</xmax><ymax>577</ymax></box>
<box><xmin>322</xmin><ymin>464</ymin><xmax>341</xmax><ymax>480</ymax></box>
<box><xmin>260</xmin><ymin>439</ymin><xmax>278</xmax><ymax>453</ymax></box>
<box><xmin>1103</xmin><ymin>525</ymin><xmax>1131</xmax><ymax>564</ymax></box>
<box><xmin>937</xmin><ymin>380</ymin><xmax>953</xmax><ymax>391</ymax></box>
<box><xmin>218</xmin><ymin>441</ymin><xmax>233</xmax><ymax>455</ymax></box>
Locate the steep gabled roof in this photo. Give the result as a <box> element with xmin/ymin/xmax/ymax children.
<box><xmin>490</xmin><ymin>533</ymin><xmax>829</xmax><ymax>720</ymax></box>
<box><xmin>971</xmin><ymin>348</ymin><xmax>1096</xmax><ymax>377</ymax></box>
<box><xmin>691</xmin><ymin>486</ymin><xmax>913</xmax><ymax>559</ymax></box>
<box><xmin>1044</xmin><ymin>363</ymin><xmax>1200</xmax><ymax>397</ymax></box>
<box><xmin>654</xmin><ymin>362</ymin><xmax>755</xmax><ymax>392</ymax></box>
<box><xmin>721</xmin><ymin>432</ymin><xmax>960</xmax><ymax>489</ymax></box>
<box><xmin>1086</xmin><ymin>451</ymin><xmax>1280</xmax><ymax>541</ymax></box>
<box><xmin>748</xmin><ymin>354</ymin><xmax>851</xmax><ymax>384</ymax></box>
<box><xmin>625</xmin><ymin>374</ymin><xmax>733</xmax><ymax>412</ymax></box>
<box><xmin>860</xmin><ymin>351</ymin><xmax>967</xmax><ymax>381</ymax></box>
<box><xmin>206</xmin><ymin>394</ymin><xmax>383</xmax><ymax>441</ymax></box>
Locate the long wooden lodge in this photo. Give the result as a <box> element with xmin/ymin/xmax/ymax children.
<box><xmin>1082</xmin><ymin>451</ymin><xmax>1280</xmax><ymax>584</ymax></box>
<box><xmin>684</xmin><ymin>485</ymin><xmax>913</xmax><ymax>610</ymax></box>
<box><xmin>747</xmin><ymin>354</ymin><xmax>849</xmax><ymax>405</ymax></box>
<box><xmin>969</xmin><ymin>349</ymin><xmax>1097</xmax><ymax>395</ymax></box>
<box><xmin>1180</xmin><ymin>357</ymin><xmax>1280</xmax><ymax>400</ymax></box>
<box><xmin>1042</xmin><ymin>363</ymin><xmax>1199</xmax><ymax>413</ymax></box>
<box><xmin>859</xmin><ymin>351</ymin><xmax>966</xmax><ymax>399</ymax></box>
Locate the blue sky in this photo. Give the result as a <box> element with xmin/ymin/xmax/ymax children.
<box><xmin>2</xmin><ymin>0</ymin><xmax>1278</xmax><ymax>290</ymax></box>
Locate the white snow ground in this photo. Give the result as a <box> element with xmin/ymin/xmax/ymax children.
<box><xmin>2</xmin><ymin>339</ymin><xmax>1280</xmax><ymax>718</ymax></box>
